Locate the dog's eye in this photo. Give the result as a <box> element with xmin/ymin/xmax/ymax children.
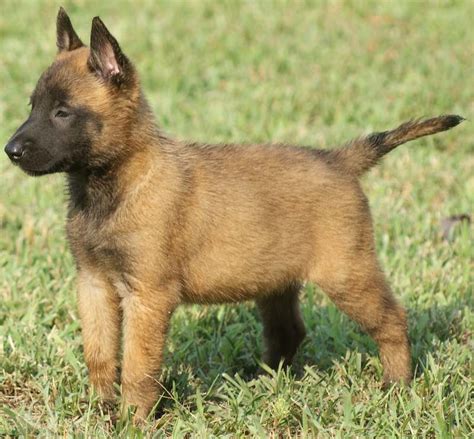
<box><xmin>55</xmin><ymin>109</ymin><xmax>70</xmax><ymax>118</ymax></box>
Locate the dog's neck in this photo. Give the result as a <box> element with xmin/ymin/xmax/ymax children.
<box><xmin>67</xmin><ymin>142</ymin><xmax>163</xmax><ymax>219</ymax></box>
<box><xmin>66</xmin><ymin>164</ymin><xmax>123</xmax><ymax>218</ymax></box>
<box><xmin>66</xmin><ymin>90</ymin><xmax>174</xmax><ymax>217</ymax></box>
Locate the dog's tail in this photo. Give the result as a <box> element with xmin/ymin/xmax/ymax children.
<box><xmin>329</xmin><ymin>115</ymin><xmax>464</xmax><ymax>177</ymax></box>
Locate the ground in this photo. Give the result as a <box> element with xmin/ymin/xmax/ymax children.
<box><xmin>0</xmin><ymin>0</ymin><xmax>472</xmax><ymax>437</ymax></box>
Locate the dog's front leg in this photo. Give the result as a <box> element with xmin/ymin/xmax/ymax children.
<box><xmin>77</xmin><ymin>270</ymin><xmax>121</xmax><ymax>402</ymax></box>
<box><xmin>120</xmin><ymin>288</ymin><xmax>177</xmax><ymax>421</ymax></box>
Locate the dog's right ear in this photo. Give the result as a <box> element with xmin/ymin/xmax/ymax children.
<box><xmin>56</xmin><ymin>7</ymin><xmax>84</xmax><ymax>52</ymax></box>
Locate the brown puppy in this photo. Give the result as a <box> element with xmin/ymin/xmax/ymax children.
<box><xmin>4</xmin><ymin>8</ymin><xmax>464</xmax><ymax>421</ymax></box>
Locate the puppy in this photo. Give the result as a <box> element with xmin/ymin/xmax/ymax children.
<box><xmin>4</xmin><ymin>8</ymin><xmax>464</xmax><ymax>420</ymax></box>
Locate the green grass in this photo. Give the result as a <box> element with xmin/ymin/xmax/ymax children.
<box><xmin>1</xmin><ymin>0</ymin><xmax>473</xmax><ymax>436</ymax></box>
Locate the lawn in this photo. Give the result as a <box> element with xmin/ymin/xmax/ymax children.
<box><xmin>0</xmin><ymin>0</ymin><xmax>473</xmax><ymax>437</ymax></box>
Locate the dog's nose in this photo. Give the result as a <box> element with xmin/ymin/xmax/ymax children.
<box><xmin>4</xmin><ymin>140</ymin><xmax>25</xmax><ymax>161</ymax></box>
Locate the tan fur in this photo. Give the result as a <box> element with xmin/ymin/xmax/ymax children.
<box><xmin>15</xmin><ymin>14</ymin><xmax>463</xmax><ymax>421</ymax></box>
<box><xmin>63</xmin><ymin>46</ymin><xmax>459</xmax><ymax>418</ymax></box>
<box><xmin>77</xmin><ymin>270</ymin><xmax>121</xmax><ymax>401</ymax></box>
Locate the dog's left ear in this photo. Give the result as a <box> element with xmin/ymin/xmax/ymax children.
<box><xmin>88</xmin><ymin>17</ymin><xmax>131</xmax><ymax>84</ymax></box>
<box><xmin>56</xmin><ymin>7</ymin><xmax>84</xmax><ymax>52</ymax></box>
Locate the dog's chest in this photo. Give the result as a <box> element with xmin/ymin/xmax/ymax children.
<box><xmin>66</xmin><ymin>210</ymin><xmax>130</xmax><ymax>272</ymax></box>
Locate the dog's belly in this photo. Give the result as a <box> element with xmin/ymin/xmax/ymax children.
<box><xmin>177</xmin><ymin>186</ymin><xmax>321</xmax><ymax>303</ymax></box>
<box><xmin>181</xmin><ymin>234</ymin><xmax>311</xmax><ymax>304</ymax></box>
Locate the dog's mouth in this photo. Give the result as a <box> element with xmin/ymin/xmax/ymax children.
<box><xmin>19</xmin><ymin>155</ymin><xmax>73</xmax><ymax>176</ymax></box>
<box><xmin>20</xmin><ymin>167</ymin><xmax>54</xmax><ymax>177</ymax></box>
<box><xmin>19</xmin><ymin>162</ymin><xmax>60</xmax><ymax>176</ymax></box>
<box><xmin>16</xmin><ymin>160</ymin><xmax>51</xmax><ymax>175</ymax></box>
<box><xmin>7</xmin><ymin>148</ymin><xmax>64</xmax><ymax>176</ymax></box>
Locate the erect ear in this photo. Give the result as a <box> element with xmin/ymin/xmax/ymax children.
<box><xmin>88</xmin><ymin>16</ymin><xmax>131</xmax><ymax>83</ymax></box>
<box><xmin>56</xmin><ymin>7</ymin><xmax>84</xmax><ymax>52</ymax></box>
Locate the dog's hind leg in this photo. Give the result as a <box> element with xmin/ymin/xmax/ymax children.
<box><xmin>257</xmin><ymin>282</ymin><xmax>306</xmax><ymax>369</ymax></box>
<box><xmin>309</xmin><ymin>212</ymin><xmax>412</xmax><ymax>385</ymax></box>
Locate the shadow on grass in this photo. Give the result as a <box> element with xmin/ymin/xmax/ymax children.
<box><xmin>157</xmin><ymin>292</ymin><xmax>470</xmax><ymax>414</ymax></box>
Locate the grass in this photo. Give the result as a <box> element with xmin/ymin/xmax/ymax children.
<box><xmin>0</xmin><ymin>0</ymin><xmax>473</xmax><ymax>436</ymax></box>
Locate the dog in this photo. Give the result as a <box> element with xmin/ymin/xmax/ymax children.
<box><xmin>4</xmin><ymin>8</ymin><xmax>463</xmax><ymax>421</ymax></box>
